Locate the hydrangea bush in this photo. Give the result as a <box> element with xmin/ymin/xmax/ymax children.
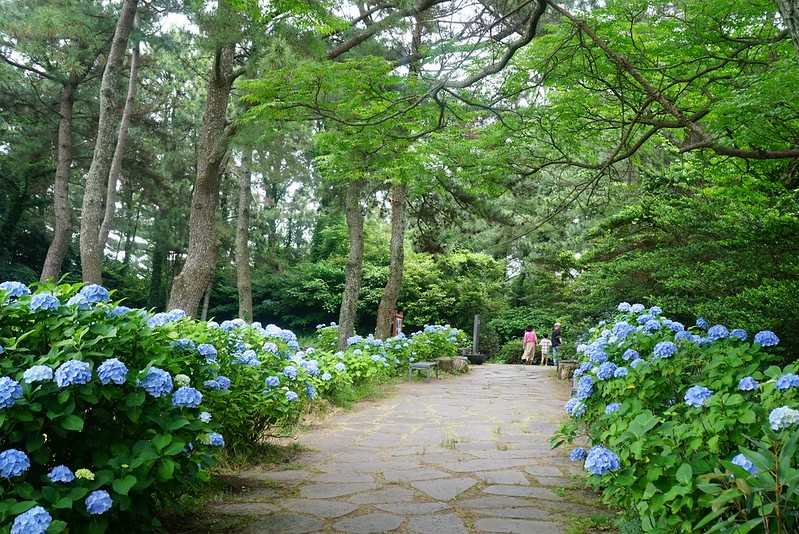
<box><xmin>0</xmin><ymin>282</ymin><xmax>466</xmax><ymax>532</ymax></box>
<box><xmin>555</xmin><ymin>303</ymin><xmax>798</xmax><ymax>532</ymax></box>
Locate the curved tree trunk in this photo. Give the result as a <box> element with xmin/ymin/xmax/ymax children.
<box><xmin>167</xmin><ymin>45</ymin><xmax>235</xmax><ymax>315</ymax></box>
<box><xmin>99</xmin><ymin>39</ymin><xmax>140</xmax><ymax>250</ymax></box>
<box><xmin>337</xmin><ymin>180</ymin><xmax>366</xmax><ymax>349</ymax></box>
<box><xmin>41</xmin><ymin>82</ymin><xmax>75</xmax><ymax>282</ymax></box>
<box><xmin>236</xmin><ymin>149</ymin><xmax>254</xmax><ymax>321</ymax></box>
<box><xmin>79</xmin><ymin>0</ymin><xmax>138</xmax><ymax>283</ymax></box>
<box><xmin>777</xmin><ymin>0</ymin><xmax>799</xmax><ymax>58</ymax></box>
<box><xmin>375</xmin><ymin>183</ymin><xmax>407</xmax><ymax>338</ymax></box>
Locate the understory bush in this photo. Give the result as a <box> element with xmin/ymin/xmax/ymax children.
<box><xmin>554</xmin><ymin>302</ymin><xmax>798</xmax><ymax>533</ymax></box>
<box><xmin>0</xmin><ymin>281</ymin><xmax>465</xmax><ymax>533</ymax></box>
<box><xmin>494</xmin><ymin>339</ymin><xmax>523</xmax><ymax>364</ymax></box>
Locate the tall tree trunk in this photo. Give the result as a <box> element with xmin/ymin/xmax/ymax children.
<box><xmin>375</xmin><ymin>183</ymin><xmax>407</xmax><ymax>338</ymax></box>
<box><xmin>236</xmin><ymin>149</ymin><xmax>254</xmax><ymax>321</ymax></box>
<box><xmin>777</xmin><ymin>0</ymin><xmax>799</xmax><ymax>58</ymax></box>
<box><xmin>167</xmin><ymin>45</ymin><xmax>235</xmax><ymax>315</ymax></box>
<box><xmin>121</xmin><ymin>202</ymin><xmax>140</xmax><ymax>275</ymax></box>
<box><xmin>201</xmin><ymin>281</ymin><xmax>212</xmax><ymax>321</ymax></box>
<box><xmin>147</xmin><ymin>206</ymin><xmax>170</xmax><ymax>309</ymax></box>
<box><xmin>337</xmin><ymin>180</ymin><xmax>366</xmax><ymax>349</ymax></box>
<box><xmin>79</xmin><ymin>0</ymin><xmax>138</xmax><ymax>283</ymax></box>
<box><xmin>41</xmin><ymin>82</ymin><xmax>75</xmax><ymax>282</ymax></box>
<box><xmin>99</xmin><ymin>39</ymin><xmax>140</xmax><ymax>250</ymax></box>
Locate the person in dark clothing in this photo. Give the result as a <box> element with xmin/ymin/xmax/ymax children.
<box><xmin>551</xmin><ymin>323</ymin><xmax>562</xmax><ymax>365</ymax></box>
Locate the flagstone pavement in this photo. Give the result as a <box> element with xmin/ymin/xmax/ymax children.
<box><xmin>205</xmin><ymin>364</ymin><xmax>607</xmax><ymax>533</ymax></box>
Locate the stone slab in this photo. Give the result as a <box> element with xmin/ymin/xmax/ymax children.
<box><xmin>407</xmin><ymin>513</ymin><xmax>468</xmax><ymax>534</ymax></box>
<box><xmin>279</xmin><ymin>498</ymin><xmax>359</xmax><ymax>518</ymax></box>
<box><xmin>475</xmin><ymin>470</ymin><xmax>530</xmax><ymax>485</ymax></box>
<box><xmin>412</xmin><ymin>477</ymin><xmax>477</xmax><ymax>501</ymax></box>
<box><xmin>375</xmin><ymin>502</ymin><xmax>450</xmax><ymax>515</ymax></box>
<box><xmin>483</xmin><ymin>485</ymin><xmax>562</xmax><ymax>500</ymax></box>
<box><xmin>300</xmin><ymin>482</ymin><xmax>378</xmax><ymax>499</ymax></box>
<box><xmin>333</xmin><ymin>512</ymin><xmax>403</xmax><ymax>533</ymax></box>
<box><xmin>243</xmin><ymin>513</ymin><xmax>323</xmax><ymax>534</ymax></box>
<box><xmin>475</xmin><ymin>518</ymin><xmax>565</xmax><ymax>534</ymax></box>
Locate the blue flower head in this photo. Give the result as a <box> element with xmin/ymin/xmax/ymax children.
<box><xmin>321</xmin><ymin>372</ymin><xmax>332</xmax><ymax>381</ymax></box>
<box><xmin>775</xmin><ymin>373</ymin><xmax>799</xmax><ymax>390</ymax></box>
<box><xmin>0</xmin><ymin>377</ymin><xmax>23</xmax><ymax>409</ymax></box>
<box><xmin>233</xmin><ymin>349</ymin><xmax>260</xmax><ymax>366</ymax></box>
<box><xmin>587</xmin><ymin>348</ymin><xmax>608</xmax><ymax>364</ymax></box>
<box><xmin>139</xmin><ymin>367</ymin><xmax>173</xmax><ymax>397</ymax></box>
<box><xmin>754</xmin><ymin>331</ymin><xmax>779</xmax><ymax>347</ymax></box>
<box><xmin>630</xmin><ymin>358</ymin><xmax>645</xmax><ymax>369</ymax></box>
<box><xmin>617</xmin><ymin>302</ymin><xmax>631</xmax><ymax>312</ymax></box>
<box><xmin>66</xmin><ymin>294</ymin><xmax>90</xmax><ymax>310</ymax></box>
<box><xmin>29</xmin><ymin>292</ymin><xmax>59</xmax><ymax>312</ymax></box>
<box><xmin>675</xmin><ymin>330</ymin><xmax>694</xmax><ymax>344</ymax></box>
<box><xmin>611</xmin><ymin>321</ymin><xmax>635</xmax><ymax>340</ymax></box>
<box><xmin>204</xmin><ymin>375</ymin><xmax>231</xmax><ymax>391</ymax></box>
<box><xmin>730</xmin><ymin>329</ymin><xmax>747</xmax><ymax>341</ymax></box>
<box><xmin>653</xmin><ymin>341</ymin><xmax>677</xmax><ymax>359</ymax></box>
<box><xmin>576</xmin><ymin>375</ymin><xmax>594</xmax><ymax>399</ymax></box>
<box><xmin>283</xmin><ymin>366</ymin><xmax>298</xmax><ymax>380</ymax></box>
<box><xmin>684</xmin><ymin>385</ymin><xmax>712</xmax><ymax>407</ymax></box>
<box><xmin>769</xmin><ymin>406</ymin><xmax>799</xmax><ymax>431</ymax></box>
<box><xmin>109</xmin><ymin>305</ymin><xmax>132</xmax><ymax>317</ymax></box>
<box><xmin>636</xmin><ymin>314</ymin><xmax>654</xmax><ymax>325</ymax></box>
<box><xmin>305</xmin><ymin>383</ymin><xmax>317</xmax><ymax>400</ymax></box>
<box><xmin>48</xmin><ymin>465</ymin><xmax>75</xmax><ymax>483</ymax></box>
<box><xmin>334</xmin><ymin>362</ymin><xmax>346</xmax><ymax>372</ymax></box>
<box><xmin>97</xmin><ymin>358</ymin><xmax>128</xmax><ymax>385</ymax></box>
<box><xmin>262</xmin><ymin>342</ymin><xmax>278</xmax><ymax>354</ymax></box>
<box><xmin>301</xmin><ymin>359</ymin><xmax>319</xmax><ymax>376</ymax></box>
<box><xmin>584</xmin><ymin>446</ymin><xmax>621</xmax><ymax>476</ymax></box>
<box><xmin>11</xmin><ymin>506</ymin><xmax>51</xmax><ymax>534</ymax></box>
<box><xmin>614</xmin><ymin>367</ymin><xmax>629</xmax><ymax>378</ymax></box>
<box><xmin>265</xmin><ymin>376</ymin><xmax>280</xmax><ymax>388</ymax></box>
<box><xmin>172</xmin><ymin>386</ymin><xmax>203</xmax><ymax>408</ymax></box>
<box><xmin>605</xmin><ymin>403</ymin><xmax>621</xmax><ymax>415</ymax></box>
<box><xmin>731</xmin><ymin>453</ymin><xmax>758</xmax><ymax>475</ymax></box>
<box><xmin>696</xmin><ymin>317</ymin><xmax>708</xmax><ymax>329</ymax></box>
<box><xmin>0</xmin><ymin>449</ymin><xmax>30</xmax><ymax>478</ymax></box>
<box><xmin>197</xmin><ymin>343</ymin><xmax>218</xmax><ymax>362</ymax></box>
<box><xmin>85</xmin><ymin>490</ymin><xmax>113</xmax><ymax>515</ymax></box>
<box><xmin>643</xmin><ymin>319</ymin><xmax>661</xmax><ymax>333</ymax></box>
<box><xmin>79</xmin><ymin>284</ymin><xmax>110</xmax><ymax>304</ymax></box>
<box><xmin>622</xmin><ymin>349</ymin><xmax>639</xmax><ymax>361</ymax></box>
<box><xmin>206</xmin><ymin>432</ymin><xmax>225</xmax><ymax>446</ymax></box>
<box><xmin>707</xmin><ymin>325</ymin><xmax>729</xmax><ymax>341</ymax></box>
<box><xmin>54</xmin><ymin>360</ymin><xmax>91</xmax><ymax>388</ymax></box>
<box><xmin>569</xmin><ymin>447</ymin><xmax>587</xmax><ymax>461</ymax></box>
<box><xmin>565</xmin><ymin>398</ymin><xmax>586</xmax><ymax>417</ymax></box>
<box><xmin>630</xmin><ymin>304</ymin><xmax>645</xmax><ymax>314</ymax></box>
<box><xmin>665</xmin><ymin>320</ymin><xmax>685</xmax><ymax>333</ymax></box>
<box><xmin>0</xmin><ymin>281</ymin><xmax>30</xmax><ymax>298</ymax></box>
<box><xmin>172</xmin><ymin>338</ymin><xmax>196</xmax><ymax>351</ymax></box>
<box><xmin>286</xmin><ymin>390</ymin><xmax>299</xmax><ymax>402</ymax></box>
<box><xmin>649</xmin><ymin>306</ymin><xmax>663</xmax><ymax>316</ymax></box>
<box><xmin>738</xmin><ymin>376</ymin><xmax>759</xmax><ymax>391</ymax></box>
<box><xmin>596</xmin><ymin>362</ymin><xmax>617</xmax><ymax>381</ymax></box>
<box><xmin>199</xmin><ymin>411</ymin><xmax>212</xmax><ymax>423</ymax></box>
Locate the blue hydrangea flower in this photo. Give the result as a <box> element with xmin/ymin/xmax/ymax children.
<box><xmin>79</xmin><ymin>284</ymin><xmax>110</xmax><ymax>304</ymax></box>
<box><xmin>665</xmin><ymin>320</ymin><xmax>685</xmax><ymax>333</ymax></box>
<box><xmin>346</xmin><ymin>335</ymin><xmax>363</xmax><ymax>346</ymax></box>
<box><xmin>301</xmin><ymin>360</ymin><xmax>319</xmax><ymax>376</ymax></box>
<box><xmin>612</xmin><ymin>322</ymin><xmax>635</xmax><ymax>340</ymax></box>
<box><xmin>197</xmin><ymin>344</ymin><xmax>218</xmax><ymax>362</ymax></box>
<box><xmin>321</xmin><ymin>372</ymin><xmax>332</xmax><ymax>381</ymax></box>
<box><xmin>11</xmin><ymin>505</ymin><xmax>51</xmax><ymax>534</ymax></box>
<box><xmin>684</xmin><ymin>385</ymin><xmax>712</xmax><ymax>407</ymax></box>
<box><xmin>0</xmin><ymin>377</ymin><xmax>23</xmax><ymax>409</ymax></box>
<box><xmin>147</xmin><ymin>312</ymin><xmax>171</xmax><ymax>328</ymax></box>
<box><xmin>649</xmin><ymin>306</ymin><xmax>663</xmax><ymax>316</ymax></box>
<box><xmin>262</xmin><ymin>342</ymin><xmax>278</xmax><ymax>354</ymax></box>
<box><xmin>305</xmin><ymin>384</ymin><xmax>316</xmax><ymax>400</ymax></box>
<box><xmin>617</xmin><ymin>302</ymin><xmax>631</xmax><ymax>312</ymax></box>
<box><xmin>204</xmin><ymin>375</ymin><xmax>231</xmax><ymax>391</ymax></box>
<box><xmin>29</xmin><ymin>292</ymin><xmax>59</xmax><ymax>312</ymax></box>
<box><xmin>0</xmin><ymin>281</ymin><xmax>31</xmax><ymax>298</ymax></box>
<box><xmin>0</xmin><ymin>449</ymin><xmax>30</xmax><ymax>478</ymax></box>
<box><xmin>621</xmin><ymin>349</ymin><xmax>638</xmax><ymax>361</ymax></box>
<box><xmin>47</xmin><ymin>465</ymin><xmax>75</xmax><ymax>483</ymax></box>
<box><xmin>85</xmin><ymin>490</ymin><xmax>113</xmax><ymax>515</ymax></box>
<box><xmin>569</xmin><ymin>447</ymin><xmax>587</xmax><ymax>461</ymax></box>
<box><xmin>769</xmin><ymin>406</ymin><xmax>799</xmax><ymax>431</ymax></box>
<box><xmin>707</xmin><ymin>325</ymin><xmax>729</xmax><ymax>341</ymax></box>
<box><xmin>109</xmin><ymin>305</ymin><xmax>132</xmax><ymax>317</ymax></box>
<box><xmin>696</xmin><ymin>317</ymin><xmax>708</xmax><ymax>329</ymax></box>
<box><xmin>738</xmin><ymin>376</ymin><xmax>759</xmax><ymax>391</ymax></box>
<box><xmin>283</xmin><ymin>366</ymin><xmax>298</xmax><ymax>380</ymax></box>
<box><xmin>576</xmin><ymin>375</ymin><xmax>594</xmax><ymax>399</ymax></box>
<box><xmin>578</xmin><ymin>362</ymin><xmax>593</xmax><ymax>372</ymax></box>
<box><xmin>172</xmin><ymin>338</ymin><xmax>196</xmax><ymax>351</ymax></box>
<box><xmin>172</xmin><ymin>387</ymin><xmax>203</xmax><ymax>408</ymax></box>
<box><xmin>754</xmin><ymin>331</ymin><xmax>780</xmax><ymax>347</ymax></box>
<box><xmin>731</xmin><ymin>453</ymin><xmax>758</xmax><ymax>474</ymax></box>
<box><xmin>66</xmin><ymin>294</ymin><xmax>90</xmax><ymax>310</ymax></box>
<box><xmin>166</xmin><ymin>309</ymin><xmax>187</xmax><ymax>321</ymax></box>
<box><xmin>775</xmin><ymin>374</ymin><xmax>799</xmax><ymax>390</ymax></box>
<box><xmin>54</xmin><ymin>360</ymin><xmax>91</xmax><ymax>388</ymax></box>
<box><xmin>584</xmin><ymin>446</ymin><xmax>621</xmax><ymax>476</ymax></box>
<box><xmin>630</xmin><ymin>358</ymin><xmax>645</xmax><ymax>369</ymax></box>
<box><xmin>97</xmin><ymin>358</ymin><xmax>128</xmax><ymax>385</ymax></box>
<box><xmin>643</xmin><ymin>319</ymin><xmax>661</xmax><ymax>333</ymax></box>
<box><xmin>335</xmin><ymin>362</ymin><xmax>346</xmax><ymax>372</ymax></box>
<box><xmin>206</xmin><ymin>432</ymin><xmax>225</xmax><ymax>446</ymax></box>
<box><xmin>653</xmin><ymin>341</ymin><xmax>677</xmax><ymax>359</ymax></box>
<box><xmin>265</xmin><ymin>376</ymin><xmax>280</xmax><ymax>388</ymax></box>
<box><xmin>637</xmin><ymin>314</ymin><xmax>654</xmax><ymax>325</ymax></box>
<box><xmin>565</xmin><ymin>398</ymin><xmax>586</xmax><ymax>417</ymax></box>
<box><xmin>139</xmin><ymin>367</ymin><xmax>173</xmax><ymax>397</ymax></box>
<box><xmin>614</xmin><ymin>367</ymin><xmax>628</xmax><ymax>378</ymax></box>
<box><xmin>233</xmin><ymin>349</ymin><xmax>260</xmax><ymax>366</ymax></box>
<box><xmin>0</xmin><ymin>344</ymin><xmax>3</xmax><ymax>354</ymax></box>
<box><xmin>730</xmin><ymin>329</ymin><xmax>747</xmax><ymax>341</ymax></box>
<box><xmin>587</xmin><ymin>348</ymin><xmax>608</xmax><ymax>364</ymax></box>
<box><xmin>630</xmin><ymin>304</ymin><xmax>645</xmax><ymax>313</ymax></box>
<box><xmin>286</xmin><ymin>390</ymin><xmax>299</xmax><ymax>402</ymax></box>
<box><xmin>596</xmin><ymin>362</ymin><xmax>617</xmax><ymax>380</ymax></box>
<box><xmin>605</xmin><ymin>403</ymin><xmax>621</xmax><ymax>415</ymax></box>
<box><xmin>675</xmin><ymin>330</ymin><xmax>694</xmax><ymax>344</ymax></box>
<box><xmin>199</xmin><ymin>411</ymin><xmax>212</xmax><ymax>423</ymax></box>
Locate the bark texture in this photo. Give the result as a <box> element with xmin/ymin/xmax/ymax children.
<box><xmin>167</xmin><ymin>45</ymin><xmax>235</xmax><ymax>315</ymax></box>
<box><xmin>99</xmin><ymin>40</ymin><xmax>140</xmax><ymax>250</ymax></box>
<box><xmin>375</xmin><ymin>183</ymin><xmax>407</xmax><ymax>338</ymax></box>
<box><xmin>79</xmin><ymin>0</ymin><xmax>138</xmax><ymax>283</ymax></box>
<box><xmin>236</xmin><ymin>149</ymin><xmax>254</xmax><ymax>321</ymax></box>
<box><xmin>40</xmin><ymin>82</ymin><xmax>75</xmax><ymax>282</ymax></box>
<box><xmin>337</xmin><ymin>181</ymin><xmax>366</xmax><ymax>349</ymax></box>
<box><xmin>777</xmin><ymin>0</ymin><xmax>799</xmax><ymax>58</ymax></box>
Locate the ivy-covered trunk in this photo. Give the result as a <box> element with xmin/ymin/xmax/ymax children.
<box><xmin>236</xmin><ymin>149</ymin><xmax>253</xmax><ymax>321</ymax></box>
<box><xmin>168</xmin><ymin>45</ymin><xmax>234</xmax><ymax>315</ymax></box>
<box><xmin>79</xmin><ymin>0</ymin><xmax>138</xmax><ymax>283</ymax></box>
<box><xmin>40</xmin><ymin>82</ymin><xmax>74</xmax><ymax>282</ymax></box>
<box><xmin>777</xmin><ymin>0</ymin><xmax>799</xmax><ymax>58</ymax></box>
<box><xmin>337</xmin><ymin>180</ymin><xmax>366</xmax><ymax>349</ymax></box>
<box><xmin>375</xmin><ymin>183</ymin><xmax>407</xmax><ymax>338</ymax></box>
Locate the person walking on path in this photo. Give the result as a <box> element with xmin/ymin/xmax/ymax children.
<box><xmin>539</xmin><ymin>334</ymin><xmax>552</xmax><ymax>366</ymax></box>
<box><xmin>551</xmin><ymin>323</ymin><xmax>562</xmax><ymax>364</ymax></box>
<box><xmin>521</xmin><ymin>326</ymin><xmax>537</xmax><ymax>364</ymax></box>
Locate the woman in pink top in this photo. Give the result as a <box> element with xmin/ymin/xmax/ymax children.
<box><xmin>521</xmin><ymin>325</ymin><xmax>537</xmax><ymax>364</ymax></box>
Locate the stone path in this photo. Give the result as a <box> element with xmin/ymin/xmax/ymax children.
<box><xmin>207</xmin><ymin>364</ymin><xmax>605</xmax><ymax>533</ymax></box>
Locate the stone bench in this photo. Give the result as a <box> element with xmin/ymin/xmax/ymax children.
<box><xmin>408</xmin><ymin>361</ymin><xmax>439</xmax><ymax>381</ymax></box>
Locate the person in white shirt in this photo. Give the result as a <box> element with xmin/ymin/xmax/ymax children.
<box><xmin>539</xmin><ymin>334</ymin><xmax>552</xmax><ymax>366</ymax></box>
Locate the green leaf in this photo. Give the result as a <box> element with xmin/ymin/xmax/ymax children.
<box><xmin>152</xmin><ymin>433</ymin><xmax>172</xmax><ymax>451</ymax></box>
<box><xmin>126</xmin><ymin>391</ymin><xmax>145</xmax><ymax>407</ymax></box>
<box><xmin>164</xmin><ymin>417</ymin><xmax>190</xmax><ymax>431</ymax></box>
<box><xmin>112</xmin><ymin>475</ymin><xmax>137</xmax><ymax>496</ymax></box>
<box><xmin>60</xmin><ymin>414</ymin><xmax>84</xmax><ymax>431</ymax></box>
<box><xmin>53</xmin><ymin>497</ymin><xmax>74</xmax><ymax>510</ymax></box>
<box><xmin>157</xmin><ymin>459</ymin><xmax>175</xmax><ymax>480</ymax></box>
<box><xmin>676</xmin><ymin>463</ymin><xmax>693</xmax><ymax>486</ymax></box>
<box><xmin>10</xmin><ymin>500</ymin><xmax>37</xmax><ymax>514</ymax></box>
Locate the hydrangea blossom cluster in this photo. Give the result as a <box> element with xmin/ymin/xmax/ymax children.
<box><xmin>653</xmin><ymin>341</ymin><xmax>677</xmax><ymax>359</ymax></box>
<box><xmin>769</xmin><ymin>406</ymin><xmax>799</xmax><ymax>431</ymax></box>
<box><xmin>335</xmin><ymin>362</ymin><xmax>346</xmax><ymax>372</ymax></box>
<box><xmin>569</xmin><ymin>447</ymin><xmax>587</xmax><ymax>461</ymax></box>
<box><xmin>0</xmin><ymin>376</ymin><xmax>23</xmax><ymax>409</ymax></box>
<box><xmin>66</xmin><ymin>293</ymin><xmax>90</xmax><ymax>310</ymax></box>
<box><xmin>233</xmin><ymin>349</ymin><xmax>260</xmax><ymax>366</ymax></box>
<box><xmin>146</xmin><ymin>309</ymin><xmax>186</xmax><ymax>328</ymax></box>
<box><xmin>684</xmin><ymin>385</ymin><xmax>712</xmax><ymax>407</ymax></box>
<box><xmin>54</xmin><ymin>360</ymin><xmax>91</xmax><ymax>388</ymax></box>
<box><xmin>262</xmin><ymin>342</ymin><xmax>278</xmax><ymax>354</ymax></box>
<box><xmin>605</xmin><ymin>403</ymin><xmax>621</xmax><ymax>415</ymax></box>
<box><xmin>754</xmin><ymin>330</ymin><xmax>779</xmax><ymax>347</ymax></box>
<box><xmin>0</xmin><ymin>280</ymin><xmax>31</xmax><ymax>298</ymax></box>
<box><xmin>596</xmin><ymin>362</ymin><xmax>617</xmax><ymax>380</ymax></box>
<box><xmin>707</xmin><ymin>324</ymin><xmax>729</xmax><ymax>341</ymax></box>
<box><xmin>97</xmin><ymin>358</ymin><xmax>128</xmax><ymax>385</ymax></box>
<box><xmin>643</xmin><ymin>319</ymin><xmax>661</xmax><ymax>333</ymax></box>
<box><xmin>48</xmin><ymin>465</ymin><xmax>75</xmax><ymax>483</ymax></box>
<box><xmin>738</xmin><ymin>376</ymin><xmax>759</xmax><ymax>391</ymax></box>
<box><xmin>265</xmin><ymin>376</ymin><xmax>280</xmax><ymax>388</ymax></box>
<box><xmin>731</xmin><ymin>453</ymin><xmax>758</xmax><ymax>474</ymax></box>
<box><xmin>205</xmin><ymin>432</ymin><xmax>225</xmax><ymax>446</ymax></box>
<box><xmin>109</xmin><ymin>305</ymin><xmax>133</xmax><ymax>317</ymax></box>
<box><xmin>584</xmin><ymin>446</ymin><xmax>620</xmax><ymax>475</ymax></box>
<box><xmin>283</xmin><ymin>366</ymin><xmax>298</xmax><ymax>380</ymax></box>
<box><xmin>173</xmin><ymin>338</ymin><xmax>196</xmax><ymax>351</ymax></box>
<box><xmin>85</xmin><ymin>489</ymin><xmax>113</xmax><ymax>515</ymax></box>
<box><xmin>565</xmin><ymin>398</ymin><xmax>586</xmax><ymax>417</ymax></box>
<box><xmin>576</xmin><ymin>375</ymin><xmax>594</xmax><ymax>399</ymax></box>
<box><xmin>630</xmin><ymin>303</ymin><xmax>645</xmax><ymax>313</ymax></box>
<box><xmin>139</xmin><ymin>367</ymin><xmax>173</xmax><ymax>397</ymax></box>
<box><xmin>172</xmin><ymin>387</ymin><xmax>203</xmax><ymax>408</ymax></box>
<box><xmin>29</xmin><ymin>292</ymin><xmax>59</xmax><ymax>312</ymax></box>
<box><xmin>730</xmin><ymin>329</ymin><xmax>747</xmax><ymax>341</ymax></box>
<box><xmin>630</xmin><ymin>358</ymin><xmax>645</xmax><ymax>369</ymax></box>
<box><xmin>199</xmin><ymin>411</ymin><xmax>212</xmax><ymax>423</ymax></box>
<box><xmin>204</xmin><ymin>376</ymin><xmax>231</xmax><ymax>391</ymax></box>
<box><xmin>79</xmin><ymin>284</ymin><xmax>110</xmax><ymax>304</ymax></box>
<box><xmin>0</xmin><ymin>449</ymin><xmax>30</xmax><ymax>478</ymax></box>
<box><xmin>663</xmin><ymin>319</ymin><xmax>685</xmax><ymax>333</ymax></box>
<box><xmin>775</xmin><ymin>373</ymin><xmax>799</xmax><ymax>390</ymax></box>
<box><xmin>614</xmin><ymin>367</ymin><xmax>628</xmax><ymax>378</ymax></box>
<box><xmin>612</xmin><ymin>321</ymin><xmax>635</xmax><ymax>340</ymax></box>
<box><xmin>696</xmin><ymin>317</ymin><xmax>708</xmax><ymax>329</ymax></box>
<box><xmin>321</xmin><ymin>372</ymin><xmax>332</xmax><ymax>381</ymax></box>
<box><xmin>197</xmin><ymin>343</ymin><xmax>218</xmax><ymax>362</ymax></box>
<box><xmin>11</xmin><ymin>506</ymin><xmax>51</xmax><ymax>534</ymax></box>
<box><xmin>286</xmin><ymin>390</ymin><xmax>299</xmax><ymax>402</ymax></box>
